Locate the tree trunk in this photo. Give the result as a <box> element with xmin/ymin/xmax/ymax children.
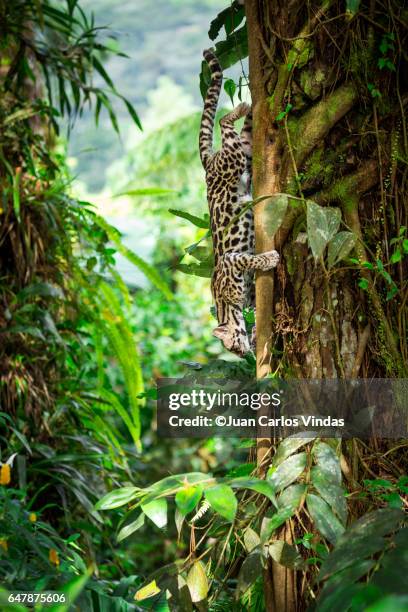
<box><xmin>246</xmin><ymin>0</ymin><xmax>407</xmax><ymax>609</ymax></box>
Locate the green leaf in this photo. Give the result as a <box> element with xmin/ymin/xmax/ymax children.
<box><xmin>390</xmin><ymin>249</ymin><xmax>402</xmax><ymax>264</ymax></box>
<box><xmin>273</xmin><ymin>437</ymin><xmax>309</xmax><ymax>468</ymax></box>
<box><xmin>264</xmin><ymin>194</ymin><xmax>289</xmax><ymax>238</ymax></box>
<box><xmin>314</xmin><ymin>442</ymin><xmax>342</xmax><ymax>487</ymax></box>
<box><xmin>402</xmin><ymin>238</ymin><xmax>408</xmax><ymax>253</ymax></box>
<box><xmin>243</xmin><ymin>527</ymin><xmax>260</xmax><ymax>553</ymax></box>
<box><xmin>260</xmin><ymin>506</ymin><xmax>295</xmax><ymax>543</ymax></box>
<box><xmin>200</xmin><ymin>25</ymin><xmax>248</xmax><ymax>99</ymax></box>
<box><xmin>135</xmin><ymin>580</ymin><xmax>161</xmax><ymax>602</ymax></box>
<box><xmin>117</xmin><ymin>512</ymin><xmax>145</xmax><ymax>542</ymax></box>
<box><xmin>141</xmin><ymin>498</ymin><xmax>168</xmax><ymax>529</ymax></box>
<box><xmin>115</xmin><ymin>188</ymin><xmax>177</xmax><ymax>197</ymax></box>
<box><xmin>346</xmin><ymin>0</ymin><xmax>361</xmax><ymax>14</ymax></box>
<box><xmin>267</xmin><ymin>452</ymin><xmax>307</xmax><ymax>492</ymax></box>
<box><xmin>318</xmin><ymin>508</ymin><xmax>404</xmax><ymax>580</ymax></box>
<box><xmin>359</xmin><ymin>278</ymin><xmax>369</xmax><ymax>290</ymax></box>
<box><xmin>224</xmin><ymin>79</ymin><xmax>236</xmax><ymax>105</ymax></box>
<box><xmin>45</xmin><ymin>568</ymin><xmax>92</xmax><ymax>611</ymax></box>
<box><xmin>230</xmin><ymin>477</ymin><xmax>276</xmax><ymax>503</ymax></box>
<box><xmin>307</xmin><ymin>201</ymin><xmax>341</xmax><ymax>259</ymax></box>
<box><xmin>311</xmin><ymin>467</ymin><xmax>347</xmax><ymax>526</ymax></box>
<box><xmin>307</xmin><ymin>494</ymin><xmax>345</xmax><ymax>544</ymax></box>
<box><xmin>175</xmin><ymin>486</ymin><xmax>203</xmax><ymax>517</ymax></box>
<box><xmin>208</xmin><ymin>3</ymin><xmax>245</xmax><ymax>40</ymax></box>
<box><xmin>328</xmin><ymin>231</ymin><xmax>357</xmax><ymax>268</ymax></box>
<box><xmin>205</xmin><ymin>484</ymin><xmax>237</xmax><ymax>522</ymax></box>
<box><xmin>169</xmin><ymin>209</ymin><xmax>210</xmax><ymax>229</ymax></box>
<box><xmin>95</xmin><ymin>486</ymin><xmax>140</xmax><ymax>510</ymax></box>
<box><xmin>269</xmin><ymin>541</ymin><xmax>302</xmax><ymax>568</ymax></box>
<box><xmin>277</xmin><ymin>484</ymin><xmax>308</xmax><ymax>510</ymax></box>
<box><xmin>237</xmin><ymin>550</ymin><xmax>262</xmax><ymax>594</ymax></box>
<box><xmin>175</xmin><ymin>262</ymin><xmax>213</xmax><ymax>278</ymax></box>
<box><xmin>186</xmin><ymin>561</ymin><xmax>209</xmax><ymax>603</ymax></box>
<box><xmin>122</xmin><ymin>97</ymin><xmax>143</xmax><ymax>130</ymax></box>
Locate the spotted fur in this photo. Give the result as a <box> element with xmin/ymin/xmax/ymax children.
<box><xmin>200</xmin><ymin>49</ymin><xmax>279</xmax><ymax>357</ymax></box>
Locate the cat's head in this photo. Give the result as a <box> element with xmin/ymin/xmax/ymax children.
<box><xmin>213</xmin><ymin>322</ymin><xmax>251</xmax><ymax>357</ymax></box>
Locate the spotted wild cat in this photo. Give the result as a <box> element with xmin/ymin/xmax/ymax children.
<box><xmin>200</xmin><ymin>49</ymin><xmax>279</xmax><ymax>357</ymax></box>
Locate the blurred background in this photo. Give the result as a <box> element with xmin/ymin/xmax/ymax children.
<box><xmin>68</xmin><ymin>0</ymin><xmax>238</xmax><ymax>381</ymax></box>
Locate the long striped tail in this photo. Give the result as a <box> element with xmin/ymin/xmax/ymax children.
<box><xmin>199</xmin><ymin>49</ymin><xmax>222</xmax><ymax>170</ymax></box>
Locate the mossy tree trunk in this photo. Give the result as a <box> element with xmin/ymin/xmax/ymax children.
<box><xmin>245</xmin><ymin>1</ymin><xmax>407</xmax><ymax>609</ymax></box>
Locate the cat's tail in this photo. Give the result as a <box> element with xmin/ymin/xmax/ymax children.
<box><xmin>199</xmin><ymin>49</ymin><xmax>222</xmax><ymax>170</ymax></box>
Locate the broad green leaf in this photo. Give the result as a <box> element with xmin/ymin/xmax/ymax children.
<box><xmin>205</xmin><ymin>484</ymin><xmax>237</xmax><ymax>522</ymax></box>
<box><xmin>175</xmin><ymin>486</ymin><xmax>203</xmax><ymax>517</ymax></box>
<box><xmin>346</xmin><ymin>0</ymin><xmax>361</xmax><ymax>14</ymax></box>
<box><xmin>230</xmin><ymin>477</ymin><xmax>276</xmax><ymax>503</ymax></box>
<box><xmin>175</xmin><ymin>262</ymin><xmax>213</xmax><ymax>278</ymax></box>
<box><xmin>200</xmin><ymin>25</ymin><xmax>248</xmax><ymax>99</ymax></box>
<box><xmin>117</xmin><ymin>512</ymin><xmax>145</xmax><ymax>542</ymax></box>
<box><xmin>264</xmin><ymin>194</ymin><xmax>289</xmax><ymax>238</ymax></box>
<box><xmin>316</xmin><ymin>560</ymin><xmax>375</xmax><ymax>612</ymax></box>
<box><xmin>307</xmin><ymin>200</ymin><xmax>341</xmax><ymax>259</ymax></box>
<box><xmin>365</xmin><ymin>595</ymin><xmax>408</xmax><ymax>612</ymax></box>
<box><xmin>260</xmin><ymin>506</ymin><xmax>295</xmax><ymax>543</ymax></box>
<box><xmin>328</xmin><ymin>231</ymin><xmax>356</xmax><ymax>268</ymax></box>
<box><xmin>269</xmin><ymin>541</ymin><xmax>302</xmax><ymax>568</ymax></box>
<box><xmin>340</xmin><ymin>508</ymin><xmax>404</xmax><ymax>542</ymax></box>
<box><xmin>313</xmin><ymin>442</ymin><xmax>342</xmax><ymax>487</ymax></box>
<box><xmin>277</xmin><ymin>484</ymin><xmax>308</xmax><ymax>510</ymax></box>
<box><xmin>307</xmin><ymin>494</ymin><xmax>345</xmax><ymax>544</ymax></box>
<box><xmin>141</xmin><ymin>498</ymin><xmax>168</xmax><ymax>529</ymax></box>
<box><xmin>186</xmin><ymin>561</ymin><xmax>209</xmax><ymax>603</ymax></box>
<box><xmin>237</xmin><ymin>550</ymin><xmax>262</xmax><ymax>594</ymax></box>
<box><xmin>135</xmin><ymin>580</ymin><xmax>161</xmax><ymax>601</ymax></box>
<box><xmin>95</xmin><ymin>486</ymin><xmax>140</xmax><ymax>510</ymax></box>
<box><xmin>224</xmin><ymin>78</ymin><xmax>236</xmax><ymax>105</ymax></box>
<box><xmin>273</xmin><ymin>437</ymin><xmax>309</xmax><ymax>468</ymax></box>
<box><xmin>243</xmin><ymin>527</ymin><xmax>260</xmax><ymax>553</ymax></box>
<box><xmin>169</xmin><ymin>209</ymin><xmax>210</xmax><ymax>229</ymax></box>
<box><xmin>267</xmin><ymin>452</ymin><xmax>307</xmax><ymax>492</ymax></box>
<box><xmin>311</xmin><ymin>467</ymin><xmax>347</xmax><ymax>525</ymax></box>
<box><xmin>208</xmin><ymin>3</ymin><xmax>245</xmax><ymax>40</ymax></box>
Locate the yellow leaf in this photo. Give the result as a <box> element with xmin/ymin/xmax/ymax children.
<box><xmin>0</xmin><ymin>464</ymin><xmax>11</xmax><ymax>485</ymax></box>
<box><xmin>49</xmin><ymin>548</ymin><xmax>60</xmax><ymax>566</ymax></box>
<box><xmin>134</xmin><ymin>580</ymin><xmax>160</xmax><ymax>601</ymax></box>
<box><xmin>186</xmin><ymin>561</ymin><xmax>209</xmax><ymax>603</ymax></box>
<box><xmin>29</xmin><ymin>513</ymin><xmax>37</xmax><ymax>522</ymax></box>
<box><xmin>0</xmin><ymin>539</ymin><xmax>8</xmax><ymax>552</ymax></box>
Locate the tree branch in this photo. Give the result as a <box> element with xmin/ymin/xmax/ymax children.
<box><xmin>290</xmin><ymin>82</ymin><xmax>358</xmax><ymax>169</ymax></box>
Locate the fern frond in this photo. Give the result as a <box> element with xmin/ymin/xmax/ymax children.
<box><xmin>92</xmin><ymin>214</ymin><xmax>173</xmax><ymax>299</ymax></box>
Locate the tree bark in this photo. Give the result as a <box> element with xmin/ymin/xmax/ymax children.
<box><xmin>245</xmin><ymin>0</ymin><xmax>406</xmax><ymax>609</ymax></box>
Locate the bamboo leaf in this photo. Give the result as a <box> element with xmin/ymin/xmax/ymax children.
<box><xmin>96</xmin><ymin>486</ymin><xmax>140</xmax><ymax>510</ymax></box>
<box><xmin>141</xmin><ymin>498</ymin><xmax>168</xmax><ymax>528</ymax></box>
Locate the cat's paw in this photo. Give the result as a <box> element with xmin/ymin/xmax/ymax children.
<box><xmin>262</xmin><ymin>250</ymin><xmax>279</xmax><ymax>270</ymax></box>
